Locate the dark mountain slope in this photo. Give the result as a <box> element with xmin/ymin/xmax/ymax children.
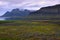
<box><xmin>2</xmin><ymin>8</ymin><xmax>30</xmax><ymax>17</ymax></box>
<box><xmin>29</xmin><ymin>4</ymin><xmax>60</xmax><ymax>20</ymax></box>
<box><xmin>30</xmin><ymin>4</ymin><xmax>60</xmax><ymax>16</ymax></box>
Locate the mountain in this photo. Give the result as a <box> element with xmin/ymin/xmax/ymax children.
<box><xmin>1</xmin><ymin>4</ymin><xmax>60</xmax><ymax>20</ymax></box>
<box><xmin>30</xmin><ymin>4</ymin><xmax>60</xmax><ymax>16</ymax></box>
<box><xmin>2</xmin><ymin>8</ymin><xmax>30</xmax><ymax>17</ymax></box>
<box><xmin>29</xmin><ymin>4</ymin><xmax>60</xmax><ymax>20</ymax></box>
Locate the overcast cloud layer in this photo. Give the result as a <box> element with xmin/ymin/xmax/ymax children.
<box><xmin>0</xmin><ymin>0</ymin><xmax>60</xmax><ymax>16</ymax></box>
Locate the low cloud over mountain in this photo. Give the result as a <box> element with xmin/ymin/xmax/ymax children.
<box><xmin>0</xmin><ymin>0</ymin><xmax>59</xmax><ymax>16</ymax></box>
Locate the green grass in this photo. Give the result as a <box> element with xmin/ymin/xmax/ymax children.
<box><xmin>0</xmin><ymin>20</ymin><xmax>60</xmax><ymax>40</ymax></box>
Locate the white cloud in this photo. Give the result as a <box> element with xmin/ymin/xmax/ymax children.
<box><xmin>0</xmin><ymin>1</ymin><xmax>9</xmax><ymax>6</ymax></box>
<box><xmin>0</xmin><ymin>0</ymin><xmax>60</xmax><ymax>16</ymax></box>
<box><xmin>0</xmin><ymin>0</ymin><xmax>59</xmax><ymax>9</ymax></box>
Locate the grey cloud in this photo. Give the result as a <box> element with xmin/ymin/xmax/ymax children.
<box><xmin>0</xmin><ymin>0</ymin><xmax>27</xmax><ymax>3</ymax></box>
<box><xmin>0</xmin><ymin>0</ymin><xmax>60</xmax><ymax>16</ymax></box>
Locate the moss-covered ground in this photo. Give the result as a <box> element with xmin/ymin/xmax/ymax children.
<box><xmin>0</xmin><ymin>20</ymin><xmax>60</xmax><ymax>40</ymax></box>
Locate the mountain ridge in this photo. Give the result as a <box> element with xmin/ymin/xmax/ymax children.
<box><xmin>30</xmin><ymin>4</ymin><xmax>60</xmax><ymax>16</ymax></box>
<box><xmin>2</xmin><ymin>8</ymin><xmax>30</xmax><ymax>17</ymax></box>
<box><xmin>1</xmin><ymin>4</ymin><xmax>60</xmax><ymax>20</ymax></box>
<box><xmin>29</xmin><ymin>4</ymin><xmax>60</xmax><ymax>20</ymax></box>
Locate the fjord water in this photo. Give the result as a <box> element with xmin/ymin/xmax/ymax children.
<box><xmin>0</xmin><ymin>17</ymin><xmax>27</xmax><ymax>20</ymax></box>
<box><xmin>0</xmin><ymin>17</ymin><xmax>10</xmax><ymax>20</ymax></box>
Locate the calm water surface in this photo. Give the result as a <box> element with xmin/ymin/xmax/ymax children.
<box><xmin>0</xmin><ymin>17</ymin><xmax>10</xmax><ymax>20</ymax></box>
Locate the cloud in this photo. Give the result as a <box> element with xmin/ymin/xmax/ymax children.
<box><xmin>0</xmin><ymin>1</ymin><xmax>9</xmax><ymax>7</ymax></box>
<box><xmin>0</xmin><ymin>0</ymin><xmax>60</xmax><ymax>16</ymax></box>
<box><xmin>0</xmin><ymin>0</ymin><xmax>59</xmax><ymax>9</ymax></box>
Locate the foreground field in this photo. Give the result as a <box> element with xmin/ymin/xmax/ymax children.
<box><xmin>0</xmin><ymin>20</ymin><xmax>60</xmax><ymax>40</ymax></box>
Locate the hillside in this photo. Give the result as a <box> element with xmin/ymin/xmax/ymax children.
<box><xmin>29</xmin><ymin>4</ymin><xmax>60</xmax><ymax>20</ymax></box>
<box><xmin>1</xmin><ymin>4</ymin><xmax>60</xmax><ymax>20</ymax></box>
<box><xmin>30</xmin><ymin>4</ymin><xmax>60</xmax><ymax>15</ymax></box>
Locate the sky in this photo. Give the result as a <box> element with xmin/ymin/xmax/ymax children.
<box><xmin>0</xmin><ymin>0</ymin><xmax>60</xmax><ymax>16</ymax></box>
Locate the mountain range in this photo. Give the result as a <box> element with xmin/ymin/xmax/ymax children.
<box><xmin>29</xmin><ymin>4</ymin><xmax>60</xmax><ymax>20</ymax></box>
<box><xmin>2</xmin><ymin>4</ymin><xmax>60</xmax><ymax>20</ymax></box>
<box><xmin>30</xmin><ymin>4</ymin><xmax>60</xmax><ymax>16</ymax></box>
<box><xmin>2</xmin><ymin>8</ymin><xmax>30</xmax><ymax>17</ymax></box>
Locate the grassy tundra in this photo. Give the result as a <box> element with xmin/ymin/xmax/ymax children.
<box><xmin>0</xmin><ymin>20</ymin><xmax>60</xmax><ymax>40</ymax></box>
